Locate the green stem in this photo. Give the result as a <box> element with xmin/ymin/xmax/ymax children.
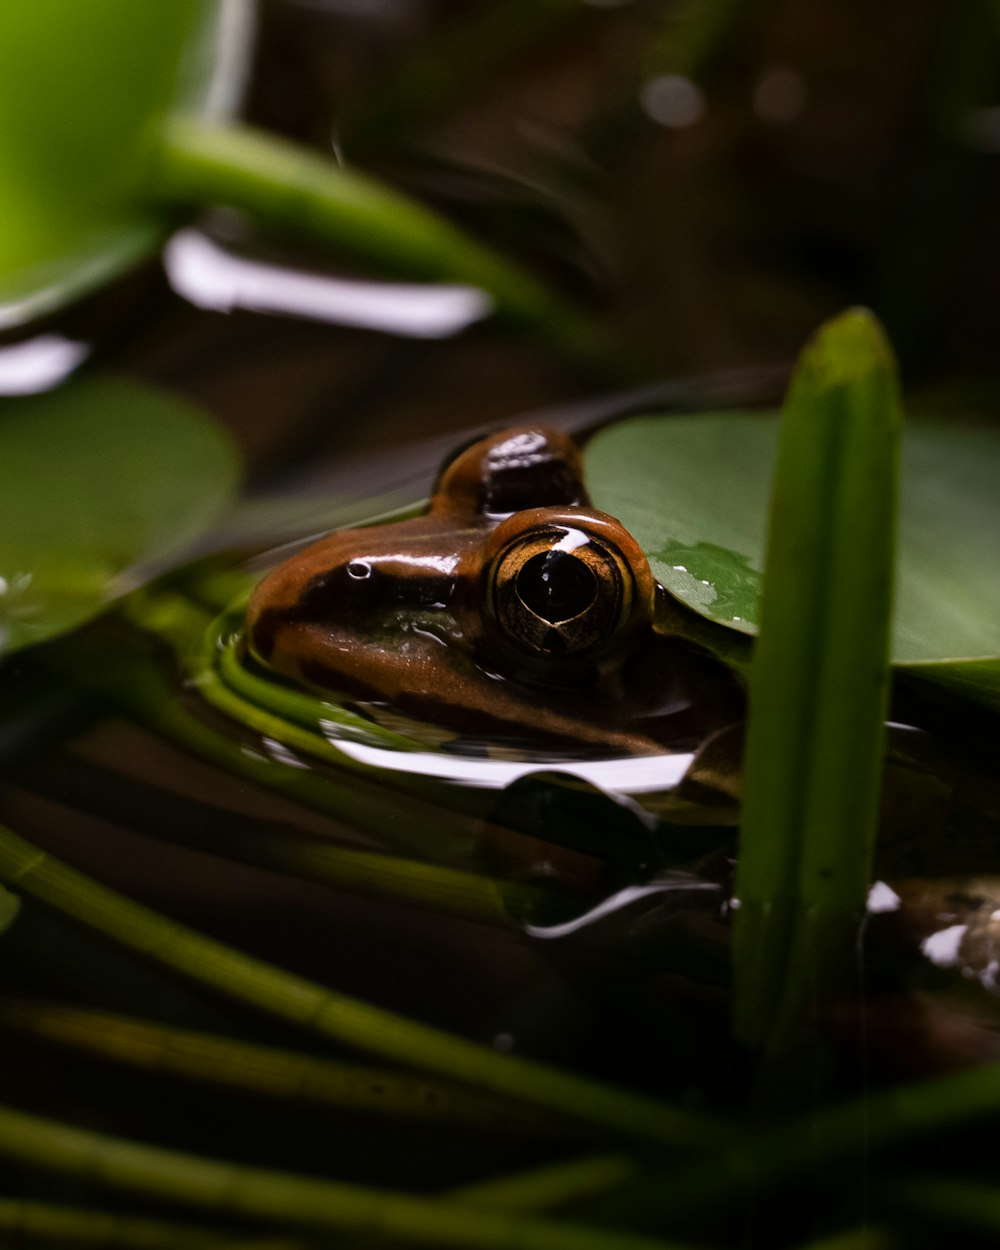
<box><xmin>0</xmin><ymin>1103</ymin><xmax>696</xmax><ymax>1250</ymax></box>
<box><xmin>43</xmin><ymin>624</ymin><xmax>476</xmax><ymax>866</ymax></box>
<box><xmin>616</xmin><ymin>1056</ymin><xmax>1000</xmax><ymax>1223</ymax></box>
<box><xmin>0</xmin><ymin>997</ymin><xmax>550</xmax><ymax>1134</ymax></box>
<box><xmin>151</xmin><ymin>118</ymin><xmax>622</xmax><ymax>370</ymax></box>
<box><xmin>789</xmin><ymin>1230</ymin><xmax>895</xmax><ymax>1250</ymax></box>
<box><xmin>879</xmin><ymin>1175</ymin><xmax>1000</xmax><ymax>1237</ymax></box>
<box><xmin>0</xmin><ymin>821</ymin><xmax>727</xmax><ymax>1150</ymax></box>
<box><xmin>452</xmin><ymin>1154</ymin><xmax>640</xmax><ymax>1212</ymax></box>
<box><xmin>733</xmin><ymin>309</ymin><xmax>901</xmax><ymax>1053</ymax></box>
<box><xmin>0</xmin><ymin>1198</ymin><xmax>228</xmax><ymax>1247</ymax></box>
<box><xmin>10</xmin><ymin>748</ymin><xmax>526</xmax><ymax>927</ymax></box>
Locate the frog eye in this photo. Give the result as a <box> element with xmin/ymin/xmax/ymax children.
<box><xmin>478</xmin><ymin>507</ymin><xmax>655</xmax><ymax>667</ymax></box>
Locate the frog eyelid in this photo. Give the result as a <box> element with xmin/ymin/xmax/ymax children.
<box><xmin>432</xmin><ymin>426</ymin><xmax>589</xmax><ymax>519</ymax></box>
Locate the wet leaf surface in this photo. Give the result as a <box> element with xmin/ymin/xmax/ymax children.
<box><xmin>586</xmin><ymin>411</ymin><xmax>1000</xmax><ymax>703</ymax></box>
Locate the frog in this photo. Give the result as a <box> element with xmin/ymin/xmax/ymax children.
<box><xmin>246</xmin><ymin>426</ymin><xmax>743</xmax><ymax>757</ymax></box>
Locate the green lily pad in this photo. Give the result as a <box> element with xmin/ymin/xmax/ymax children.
<box><xmin>585</xmin><ymin>412</ymin><xmax>1000</xmax><ymax>703</ymax></box>
<box><xmin>0</xmin><ymin>376</ymin><xmax>239</xmax><ymax>656</ymax></box>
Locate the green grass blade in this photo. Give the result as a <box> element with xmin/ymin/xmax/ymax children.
<box><xmin>733</xmin><ymin>308</ymin><xmax>901</xmax><ymax>1052</ymax></box>
<box><xmin>610</xmin><ymin>1050</ymin><xmax>1000</xmax><ymax>1225</ymax></box>
<box><xmin>11</xmin><ymin>748</ymin><xmax>528</xmax><ymax>927</ymax></box>
<box><xmin>451</xmin><ymin>1155</ymin><xmax>640</xmax><ymax>1212</ymax></box>
<box><xmin>43</xmin><ymin>625</ymin><xmax>476</xmax><ymax>866</ymax></box>
<box><xmin>879</xmin><ymin>1175</ymin><xmax>1000</xmax><ymax>1237</ymax></box>
<box><xmin>0</xmin><ymin>998</ymin><xmax>550</xmax><ymax>1134</ymax></box>
<box><xmin>0</xmin><ymin>822</ymin><xmax>727</xmax><ymax>1150</ymax></box>
<box><xmin>0</xmin><ymin>1197</ymin><xmax>233</xmax><ymax>1247</ymax></box>
<box><xmin>788</xmin><ymin>1230</ymin><xmax>896</xmax><ymax>1250</ymax></box>
<box><xmin>0</xmin><ymin>884</ymin><xmax>20</xmax><ymax>935</ymax></box>
<box><xmin>0</xmin><ymin>1103</ymin><xmax>698</xmax><ymax>1250</ymax></box>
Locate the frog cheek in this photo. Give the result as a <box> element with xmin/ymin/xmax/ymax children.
<box><xmin>458</xmin><ymin>506</ymin><xmax>655</xmax><ymax>682</ymax></box>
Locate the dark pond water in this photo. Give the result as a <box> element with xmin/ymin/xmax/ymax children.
<box><xmin>3</xmin><ymin>2</ymin><xmax>1000</xmax><ymax>1246</ymax></box>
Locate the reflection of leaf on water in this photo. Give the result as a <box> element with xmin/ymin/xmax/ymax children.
<box><xmin>654</xmin><ymin>540</ymin><xmax>762</xmax><ymax>632</ymax></box>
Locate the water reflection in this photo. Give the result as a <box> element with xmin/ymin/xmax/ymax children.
<box><xmin>920</xmin><ymin>923</ymin><xmax>967</xmax><ymax>968</ymax></box>
<box><xmin>867</xmin><ymin>880</ymin><xmax>902</xmax><ymax>914</ymax></box>
<box><xmin>334</xmin><ymin>736</ymin><xmax>695</xmax><ymax>793</ymax></box>
<box><xmin>525</xmin><ymin>876</ymin><xmax>721</xmax><ymax>939</ymax></box>
<box><xmin>164</xmin><ymin>228</ymin><xmax>492</xmax><ymax>336</ymax></box>
<box><xmin>0</xmin><ymin>335</ymin><xmax>88</xmax><ymax>395</ymax></box>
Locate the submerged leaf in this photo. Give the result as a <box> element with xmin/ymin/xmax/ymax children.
<box><xmin>0</xmin><ymin>377</ymin><xmax>239</xmax><ymax>656</ymax></box>
<box><xmin>585</xmin><ymin>411</ymin><xmax>1000</xmax><ymax>703</ymax></box>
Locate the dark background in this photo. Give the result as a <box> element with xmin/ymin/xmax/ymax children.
<box><xmin>18</xmin><ymin>0</ymin><xmax>1000</xmax><ymax>482</ymax></box>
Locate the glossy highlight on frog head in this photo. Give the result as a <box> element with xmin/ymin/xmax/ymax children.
<box><xmin>244</xmin><ymin>427</ymin><xmax>703</xmax><ymax>753</ymax></box>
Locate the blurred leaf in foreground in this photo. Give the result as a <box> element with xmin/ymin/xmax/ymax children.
<box><xmin>0</xmin><ymin>0</ymin><xmax>236</xmax><ymax>327</ymax></box>
<box><xmin>0</xmin><ymin>0</ymin><xmax>613</xmax><ymax>367</ymax></box>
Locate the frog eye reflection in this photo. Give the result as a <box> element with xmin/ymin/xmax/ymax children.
<box><xmin>483</xmin><ymin>509</ymin><xmax>654</xmax><ymax>663</ymax></box>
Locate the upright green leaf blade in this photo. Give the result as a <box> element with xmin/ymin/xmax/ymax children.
<box><xmin>731</xmin><ymin>309</ymin><xmax>900</xmax><ymax>1051</ymax></box>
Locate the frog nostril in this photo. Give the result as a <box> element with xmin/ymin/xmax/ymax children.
<box><xmin>515</xmin><ymin>550</ymin><xmax>597</xmax><ymax>623</ymax></box>
<box><xmin>346</xmin><ymin>560</ymin><xmax>372</xmax><ymax>581</ymax></box>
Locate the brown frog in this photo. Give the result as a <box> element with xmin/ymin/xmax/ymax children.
<box><xmin>246</xmin><ymin>427</ymin><xmax>741</xmax><ymax>756</ymax></box>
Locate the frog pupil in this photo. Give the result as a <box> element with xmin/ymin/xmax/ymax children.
<box><xmin>515</xmin><ymin>550</ymin><xmax>596</xmax><ymax>623</ymax></box>
<box><xmin>346</xmin><ymin>560</ymin><xmax>372</xmax><ymax>581</ymax></box>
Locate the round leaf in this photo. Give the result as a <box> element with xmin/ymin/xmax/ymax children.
<box><xmin>585</xmin><ymin>412</ymin><xmax>1000</xmax><ymax>701</ymax></box>
<box><xmin>0</xmin><ymin>377</ymin><xmax>239</xmax><ymax>656</ymax></box>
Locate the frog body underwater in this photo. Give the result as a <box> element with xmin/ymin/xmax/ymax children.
<box><xmin>247</xmin><ymin>427</ymin><xmax>740</xmax><ymax>757</ymax></box>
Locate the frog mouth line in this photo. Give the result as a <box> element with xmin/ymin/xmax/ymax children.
<box><xmin>252</xmin><ymin>619</ymin><xmax>672</xmax><ymax>756</ymax></box>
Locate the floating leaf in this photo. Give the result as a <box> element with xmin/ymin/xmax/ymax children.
<box><xmin>585</xmin><ymin>411</ymin><xmax>1000</xmax><ymax>705</ymax></box>
<box><xmin>0</xmin><ymin>377</ymin><xmax>239</xmax><ymax>656</ymax></box>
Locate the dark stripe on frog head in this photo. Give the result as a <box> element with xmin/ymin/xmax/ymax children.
<box><xmin>298</xmin><ymin>564</ymin><xmax>457</xmax><ymax>619</ymax></box>
<box><xmin>435</xmin><ymin>427</ymin><xmax>590</xmax><ymax>518</ymax></box>
<box><xmin>249</xmin><ymin>564</ymin><xmax>463</xmax><ymax>660</ymax></box>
